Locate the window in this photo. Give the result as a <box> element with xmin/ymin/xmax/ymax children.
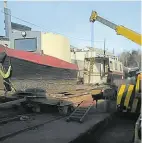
<box><xmin>14</xmin><ymin>38</ymin><xmax>37</xmax><ymax>52</ymax></box>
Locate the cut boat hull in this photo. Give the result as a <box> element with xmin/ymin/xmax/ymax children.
<box><xmin>0</xmin><ymin>45</ymin><xmax>78</xmax><ymax>94</ymax></box>
<box><xmin>6</xmin><ymin>57</ymin><xmax>77</xmax><ymax>93</ymax></box>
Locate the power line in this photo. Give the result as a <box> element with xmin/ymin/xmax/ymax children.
<box><xmin>1</xmin><ymin>9</ymin><xmax>104</xmax><ymax>43</ymax></box>
<box><xmin>1</xmin><ymin>9</ymin><xmax>48</xmax><ymax>32</ymax></box>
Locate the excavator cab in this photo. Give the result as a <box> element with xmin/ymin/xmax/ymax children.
<box><xmin>116</xmin><ymin>70</ymin><xmax>141</xmax><ymax>113</ymax></box>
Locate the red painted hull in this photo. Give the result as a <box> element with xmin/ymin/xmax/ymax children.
<box><xmin>0</xmin><ymin>45</ymin><xmax>78</xmax><ymax>93</ymax></box>
<box><xmin>0</xmin><ymin>45</ymin><xmax>78</xmax><ymax>70</ymax></box>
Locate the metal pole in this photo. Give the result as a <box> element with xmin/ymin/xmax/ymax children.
<box><xmin>103</xmin><ymin>39</ymin><xmax>106</xmax><ymax>74</ymax></box>
<box><xmin>91</xmin><ymin>22</ymin><xmax>94</xmax><ymax>49</ymax></box>
<box><xmin>88</xmin><ymin>23</ymin><xmax>94</xmax><ymax>84</ymax></box>
<box><xmin>4</xmin><ymin>0</ymin><xmax>7</xmax><ymax>8</ymax></box>
<box><xmin>3</xmin><ymin>0</ymin><xmax>11</xmax><ymax>39</ymax></box>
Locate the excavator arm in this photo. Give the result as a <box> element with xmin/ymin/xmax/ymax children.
<box><xmin>90</xmin><ymin>11</ymin><xmax>141</xmax><ymax>46</ymax></box>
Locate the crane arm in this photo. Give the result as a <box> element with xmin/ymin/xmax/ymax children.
<box><xmin>90</xmin><ymin>11</ymin><xmax>141</xmax><ymax>46</ymax></box>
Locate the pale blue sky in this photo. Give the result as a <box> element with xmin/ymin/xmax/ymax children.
<box><xmin>0</xmin><ymin>1</ymin><xmax>141</xmax><ymax>55</ymax></box>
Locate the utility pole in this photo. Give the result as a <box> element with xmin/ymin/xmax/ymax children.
<box><xmin>91</xmin><ymin>22</ymin><xmax>94</xmax><ymax>49</ymax></box>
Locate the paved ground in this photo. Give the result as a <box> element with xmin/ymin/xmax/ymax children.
<box><xmin>0</xmin><ymin>101</ymin><xmax>116</xmax><ymax>143</ymax></box>
<box><xmin>89</xmin><ymin>114</ymin><xmax>138</xmax><ymax>143</ymax></box>
<box><xmin>0</xmin><ymin>113</ymin><xmax>60</xmax><ymax>140</ymax></box>
<box><xmin>1</xmin><ymin>114</ymin><xmax>109</xmax><ymax>143</ymax></box>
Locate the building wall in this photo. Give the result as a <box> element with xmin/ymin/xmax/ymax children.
<box><xmin>71</xmin><ymin>51</ymin><xmax>86</xmax><ymax>61</ymax></box>
<box><xmin>84</xmin><ymin>73</ymin><xmax>103</xmax><ymax>84</ymax></box>
<box><xmin>71</xmin><ymin>49</ymin><xmax>123</xmax><ymax>84</ymax></box>
<box><xmin>71</xmin><ymin>51</ymin><xmax>97</xmax><ymax>61</ymax></box>
<box><xmin>109</xmin><ymin>58</ymin><xmax>123</xmax><ymax>73</ymax></box>
<box><xmin>71</xmin><ymin>52</ymin><xmax>86</xmax><ymax>78</ymax></box>
<box><xmin>71</xmin><ymin>51</ymin><xmax>97</xmax><ymax>68</ymax></box>
<box><xmin>71</xmin><ymin>52</ymin><xmax>86</xmax><ymax>77</ymax></box>
<box><xmin>83</xmin><ymin>60</ymin><xmax>106</xmax><ymax>84</ymax></box>
<box><xmin>71</xmin><ymin>51</ymin><xmax>105</xmax><ymax>84</ymax></box>
<box><xmin>71</xmin><ymin>59</ymin><xmax>84</xmax><ymax>77</ymax></box>
<box><xmin>76</xmin><ymin>63</ymin><xmax>107</xmax><ymax>84</ymax></box>
<box><xmin>41</xmin><ymin>33</ymin><xmax>71</xmax><ymax>63</ymax></box>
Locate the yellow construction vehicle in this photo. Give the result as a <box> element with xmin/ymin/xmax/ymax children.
<box><xmin>90</xmin><ymin>11</ymin><xmax>141</xmax><ymax>45</ymax></box>
<box><xmin>89</xmin><ymin>11</ymin><xmax>141</xmax><ymax>114</ymax></box>
<box><xmin>117</xmin><ymin>70</ymin><xmax>141</xmax><ymax>113</ymax></box>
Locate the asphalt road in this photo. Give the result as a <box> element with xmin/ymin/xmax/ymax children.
<box><xmin>91</xmin><ymin>113</ymin><xmax>139</xmax><ymax>143</ymax></box>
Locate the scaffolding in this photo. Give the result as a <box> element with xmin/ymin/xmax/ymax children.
<box><xmin>83</xmin><ymin>53</ymin><xmax>110</xmax><ymax>84</ymax></box>
<box><xmin>83</xmin><ymin>52</ymin><xmax>96</xmax><ymax>84</ymax></box>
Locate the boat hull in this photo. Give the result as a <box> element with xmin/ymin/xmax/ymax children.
<box><xmin>0</xmin><ymin>44</ymin><xmax>78</xmax><ymax>94</ymax></box>
<box><xmin>3</xmin><ymin>56</ymin><xmax>78</xmax><ymax>93</ymax></box>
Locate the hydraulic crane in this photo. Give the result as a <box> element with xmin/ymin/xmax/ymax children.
<box><xmin>89</xmin><ymin>11</ymin><xmax>141</xmax><ymax>143</ymax></box>
<box><xmin>88</xmin><ymin>11</ymin><xmax>141</xmax><ymax>84</ymax></box>
<box><xmin>89</xmin><ymin>11</ymin><xmax>141</xmax><ymax>115</ymax></box>
<box><xmin>90</xmin><ymin>11</ymin><xmax>141</xmax><ymax>46</ymax></box>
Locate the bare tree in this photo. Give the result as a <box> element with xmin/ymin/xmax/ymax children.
<box><xmin>119</xmin><ymin>49</ymin><xmax>141</xmax><ymax>69</ymax></box>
